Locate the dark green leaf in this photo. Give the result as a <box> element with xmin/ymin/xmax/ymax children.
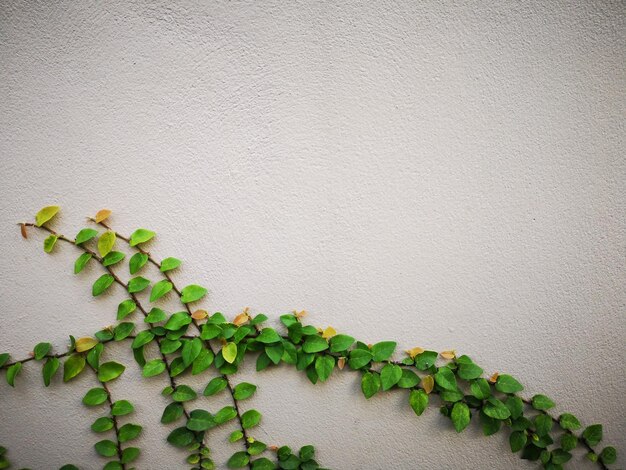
<box><xmin>241</xmin><ymin>409</ymin><xmax>261</xmax><ymax>429</ymax></box>
<box><xmin>534</xmin><ymin>414</ymin><xmax>553</xmax><ymax>436</ymax></box>
<box><xmin>118</xmin><ymin>423</ymin><xmax>142</xmax><ymax>442</ymax></box>
<box><xmin>415</xmin><ymin>350</ymin><xmax>438</xmax><ymax>370</ymax></box>
<box><xmin>161</xmin><ymin>402</ymin><xmax>184</xmax><ymax>424</ymax></box>
<box><xmin>94</xmin><ymin>439</ymin><xmax>117</xmax><ymax>457</ymax></box>
<box><xmin>495</xmin><ymin>374</ymin><xmax>523</xmax><ymax>394</ymax></box>
<box><xmin>172</xmin><ymin>384</ymin><xmax>197</xmax><ymax>402</ymax></box>
<box><xmin>510</xmin><ymin>431</ymin><xmax>527</xmax><ymax>452</ymax></box>
<box><xmin>82</xmin><ymin>387</ymin><xmax>108</xmax><ymax>406</ymax></box>
<box><xmin>483</xmin><ymin>397</ymin><xmax>511</xmax><ymax>420</ymax></box>
<box><xmin>121</xmin><ymin>447</ymin><xmax>140</xmax><ymax>464</ymax></box>
<box><xmin>256</xmin><ymin>328</ymin><xmax>281</xmax><ymax>344</ymax></box>
<box><xmin>113</xmin><ymin>322</ymin><xmax>135</xmax><ymax>341</ymax></box>
<box><xmin>329</xmin><ymin>334</ymin><xmax>355</xmax><ymax>352</ymax></box>
<box><xmin>470</xmin><ymin>378</ymin><xmax>491</xmax><ymax>400</ymax></box>
<box><xmin>91</xmin><ymin>417</ymin><xmax>114</xmax><ymax>432</ymax></box>
<box><xmin>167</xmin><ymin>427</ymin><xmax>195</xmax><ymax>448</ymax></box>
<box><xmin>361</xmin><ymin>371</ymin><xmax>381</xmax><ymax>399</ymax></box>
<box><xmin>599</xmin><ymin>446</ymin><xmax>617</xmax><ymax>465</ymax></box>
<box><xmin>142</xmin><ymin>359</ymin><xmax>166</xmax><ymax>377</ymax></box>
<box><xmin>233</xmin><ymin>382</ymin><xmax>257</xmax><ymax>400</ymax></box>
<box><xmin>582</xmin><ymin>424</ymin><xmax>602</xmax><ymax>446</ymax></box>
<box><xmin>380</xmin><ymin>363</ymin><xmax>402</xmax><ymax>391</ymax></box>
<box><xmin>182</xmin><ymin>338</ymin><xmax>203</xmax><ymax>366</ymax></box>
<box><xmin>532</xmin><ymin>394</ymin><xmax>555</xmax><ymax>411</ymax></box>
<box><xmin>203</xmin><ymin>377</ymin><xmax>228</xmax><ymax>396</ymax></box>
<box><xmin>451</xmin><ymin>402</ymin><xmax>470</xmax><ymax>432</ymax></box>
<box><xmin>42</xmin><ymin>357</ymin><xmax>60</xmax><ymax>386</ymax></box>
<box><xmin>302</xmin><ymin>335</ymin><xmax>328</xmax><ymax>353</ymax></box>
<box><xmin>409</xmin><ymin>389</ymin><xmax>429</xmax><ymax>416</ymax></box>
<box><xmin>132</xmin><ymin>331</ymin><xmax>154</xmax><ymax>349</ymax></box>
<box><xmin>6</xmin><ymin>363</ymin><xmax>21</xmax><ymax>387</ymax></box>
<box><xmin>34</xmin><ymin>342</ymin><xmax>51</xmax><ymax>360</ymax></box>
<box><xmin>397</xmin><ymin>368</ymin><xmax>420</xmax><ymax>389</ymax></box>
<box><xmin>458</xmin><ymin>362</ymin><xmax>483</xmax><ymax>380</ymax></box>
<box><xmin>227</xmin><ymin>451</ymin><xmax>250</xmax><ymax>468</ymax></box>
<box><xmin>186</xmin><ymin>409</ymin><xmax>216</xmax><ymax>431</ymax></box>
<box><xmin>0</xmin><ymin>353</ymin><xmax>8</xmax><ymax>368</ymax></box>
<box><xmin>348</xmin><ymin>349</ymin><xmax>373</xmax><ymax>369</ymax></box>
<box><xmin>111</xmin><ymin>400</ymin><xmax>134</xmax><ymax>416</ymax></box>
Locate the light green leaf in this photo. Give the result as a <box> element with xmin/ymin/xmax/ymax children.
<box><xmin>102</xmin><ymin>251</ymin><xmax>125</xmax><ymax>266</ymax></box>
<box><xmin>91</xmin><ymin>417</ymin><xmax>114</xmax><ymax>433</ymax></box>
<box><xmin>559</xmin><ymin>413</ymin><xmax>581</xmax><ymax>431</ymax></box>
<box><xmin>409</xmin><ymin>389</ymin><xmax>429</xmax><ymax>416</ymax></box>
<box><xmin>92</xmin><ymin>274</ymin><xmax>114</xmax><ymax>296</ymax></box>
<box><xmin>458</xmin><ymin>362</ymin><xmax>483</xmax><ymax>380</ymax></box>
<box><xmin>302</xmin><ymin>335</ymin><xmax>328</xmax><ymax>353</ymax></box>
<box><xmin>127</xmin><ymin>276</ymin><xmax>150</xmax><ymax>293</ymax></box>
<box><xmin>145</xmin><ymin>307</ymin><xmax>167</xmax><ymax>323</ymax></box>
<box><xmin>35</xmin><ymin>205</ymin><xmax>60</xmax><ymax>227</ymax></box>
<box><xmin>97</xmin><ymin>230</ymin><xmax>116</xmax><ymax>257</ymax></box>
<box><xmin>129</xmin><ymin>228</ymin><xmax>155</xmax><ymax>246</ymax></box>
<box><xmin>495</xmin><ymin>374</ymin><xmax>523</xmax><ymax>394</ymax></box>
<box><xmin>164</xmin><ymin>312</ymin><xmax>191</xmax><ymax>330</ymax></box>
<box><xmin>470</xmin><ymin>378</ymin><xmax>491</xmax><ymax>399</ymax></box>
<box><xmin>63</xmin><ymin>354</ymin><xmax>85</xmax><ymax>382</ymax></box>
<box><xmin>82</xmin><ymin>387</ymin><xmax>108</xmax><ymax>406</ymax></box>
<box><xmin>131</xmin><ymin>330</ymin><xmax>154</xmax><ymax>349</ymax></box>
<box><xmin>241</xmin><ymin>409</ymin><xmax>261</xmax><ymax>429</ymax></box>
<box><xmin>142</xmin><ymin>359</ymin><xmax>166</xmax><ymax>377</ymax></box>
<box><xmin>180</xmin><ymin>284</ymin><xmax>207</xmax><ymax>303</ymax></box>
<box><xmin>172</xmin><ymin>384</ymin><xmax>197</xmax><ymax>402</ymax></box>
<box><xmin>43</xmin><ymin>235</ymin><xmax>58</xmax><ymax>253</ymax></box>
<box><xmin>380</xmin><ymin>363</ymin><xmax>402</xmax><ymax>391</ymax></box>
<box><xmin>160</xmin><ymin>257</ymin><xmax>182</xmax><ymax>272</ymax></box>
<box><xmin>129</xmin><ymin>252</ymin><xmax>148</xmax><ymax>275</ymax></box>
<box><xmin>75</xmin><ymin>228</ymin><xmax>98</xmax><ymax>245</ymax></box>
<box><xmin>329</xmin><ymin>334</ymin><xmax>355</xmax><ymax>352</ymax></box>
<box><xmin>315</xmin><ymin>355</ymin><xmax>335</xmax><ymax>382</ymax></box>
<box><xmin>150</xmin><ymin>279</ymin><xmax>173</xmax><ymax>302</ymax></box>
<box><xmin>214</xmin><ymin>406</ymin><xmax>237</xmax><ymax>424</ymax></box>
<box><xmin>111</xmin><ymin>400</ymin><xmax>134</xmax><ymax>416</ymax></box>
<box><xmin>116</xmin><ymin>299</ymin><xmax>136</xmax><ymax>320</ymax></box>
<box><xmin>74</xmin><ymin>252</ymin><xmax>92</xmax><ymax>274</ymax></box>
<box><xmin>531</xmin><ymin>394</ymin><xmax>555</xmax><ymax>411</ymax></box>
<box><xmin>113</xmin><ymin>322</ymin><xmax>135</xmax><ymax>341</ymax></box>
<box><xmin>371</xmin><ymin>341</ymin><xmax>396</xmax><ymax>361</ymax></box>
<box><xmin>361</xmin><ymin>371</ymin><xmax>381</xmax><ymax>399</ymax></box>
<box><xmin>451</xmin><ymin>402</ymin><xmax>470</xmax><ymax>432</ymax></box>
<box><xmin>256</xmin><ymin>327</ymin><xmax>281</xmax><ymax>344</ymax></box>
<box><xmin>397</xmin><ymin>368</ymin><xmax>420</xmax><ymax>389</ymax></box>
<box><xmin>222</xmin><ymin>342</ymin><xmax>237</xmax><ymax>364</ymax></box>
<box><xmin>97</xmin><ymin>361</ymin><xmax>125</xmax><ymax>382</ymax></box>
<box><xmin>434</xmin><ymin>367</ymin><xmax>458</xmax><ymax>391</ymax></box>
<box><xmin>348</xmin><ymin>349</ymin><xmax>373</xmax><ymax>369</ymax></box>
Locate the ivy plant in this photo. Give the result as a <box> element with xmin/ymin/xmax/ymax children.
<box><xmin>0</xmin><ymin>206</ymin><xmax>619</xmax><ymax>470</ymax></box>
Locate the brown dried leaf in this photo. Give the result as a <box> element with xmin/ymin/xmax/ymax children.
<box><xmin>489</xmin><ymin>372</ymin><xmax>499</xmax><ymax>383</ymax></box>
<box><xmin>422</xmin><ymin>375</ymin><xmax>435</xmax><ymax>394</ymax></box>
<box><xmin>95</xmin><ymin>209</ymin><xmax>112</xmax><ymax>223</ymax></box>
<box><xmin>440</xmin><ymin>350</ymin><xmax>456</xmax><ymax>360</ymax></box>
<box><xmin>191</xmin><ymin>309</ymin><xmax>208</xmax><ymax>320</ymax></box>
<box><xmin>294</xmin><ymin>310</ymin><xmax>308</xmax><ymax>319</ymax></box>
<box><xmin>337</xmin><ymin>357</ymin><xmax>346</xmax><ymax>370</ymax></box>
<box><xmin>233</xmin><ymin>312</ymin><xmax>250</xmax><ymax>326</ymax></box>
<box><xmin>20</xmin><ymin>224</ymin><xmax>28</xmax><ymax>239</ymax></box>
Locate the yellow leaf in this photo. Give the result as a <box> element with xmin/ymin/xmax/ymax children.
<box><xmin>222</xmin><ymin>342</ymin><xmax>237</xmax><ymax>363</ymax></box>
<box><xmin>233</xmin><ymin>311</ymin><xmax>250</xmax><ymax>326</ymax></box>
<box><xmin>337</xmin><ymin>357</ymin><xmax>346</xmax><ymax>370</ymax></box>
<box><xmin>294</xmin><ymin>310</ymin><xmax>307</xmax><ymax>319</ymax></box>
<box><xmin>440</xmin><ymin>350</ymin><xmax>456</xmax><ymax>360</ymax></box>
<box><xmin>191</xmin><ymin>309</ymin><xmax>208</xmax><ymax>320</ymax></box>
<box><xmin>406</xmin><ymin>347</ymin><xmax>424</xmax><ymax>359</ymax></box>
<box><xmin>95</xmin><ymin>209</ymin><xmax>112</xmax><ymax>223</ymax></box>
<box><xmin>75</xmin><ymin>337</ymin><xmax>98</xmax><ymax>352</ymax></box>
<box><xmin>97</xmin><ymin>230</ymin><xmax>116</xmax><ymax>257</ymax></box>
<box><xmin>489</xmin><ymin>372</ymin><xmax>499</xmax><ymax>383</ymax></box>
<box><xmin>422</xmin><ymin>375</ymin><xmax>434</xmax><ymax>394</ymax></box>
<box><xmin>35</xmin><ymin>206</ymin><xmax>60</xmax><ymax>227</ymax></box>
<box><xmin>322</xmin><ymin>326</ymin><xmax>337</xmax><ymax>339</ymax></box>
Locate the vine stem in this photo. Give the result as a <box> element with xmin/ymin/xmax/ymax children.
<box><xmin>87</xmin><ymin>363</ymin><xmax>126</xmax><ymax>469</ymax></box>
<box><xmin>91</xmin><ymin>219</ymin><xmax>253</xmax><ymax>464</ymax></box>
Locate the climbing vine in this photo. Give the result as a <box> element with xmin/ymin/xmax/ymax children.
<box><xmin>0</xmin><ymin>206</ymin><xmax>619</xmax><ymax>470</ymax></box>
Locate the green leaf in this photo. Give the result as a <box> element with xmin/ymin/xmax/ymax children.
<box><xmin>6</xmin><ymin>362</ymin><xmax>21</xmax><ymax>387</ymax></box>
<box><xmin>561</xmin><ymin>433</ymin><xmax>578</xmax><ymax>451</ymax></box>
<box><xmin>315</xmin><ymin>355</ymin><xmax>335</xmax><ymax>382</ymax></box>
<box><xmin>204</xmin><ymin>377</ymin><xmax>228</xmax><ymax>396</ymax></box>
<box><xmin>63</xmin><ymin>354</ymin><xmax>85</xmax><ymax>382</ymax></box>
<box><xmin>329</xmin><ymin>334</ymin><xmax>355</xmax><ymax>352</ymax></box>
<box><xmin>43</xmin><ymin>235</ymin><xmax>58</xmax><ymax>253</ymax></box>
<box><xmin>33</xmin><ymin>342</ymin><xmax>51</xmax><ymax>360</ymax></box>
<box><xmin>142</xmin><ymin>359</ymin><xmax>166</xmax><ymax>377</ymax></box>
<box><xmin>91</xmin><ymin>417</ymin><xmax>114</xmax><ymax>433</ymax></box>
<box><xmin>129</xmin><ymin>252</ymin><xmax>148</xmax><ymax>274</ymax></box>
<box><xmin>380</xmin><ymin>363</ymin><xmax>402</xmax><ymax>391</ymax></box>
<box><xmin>180</xmin><ymin>284</ymin><xmax>207</xmax><ymax>303</ymax></box>
<box><xmin>161</xmin><ymin>257</ymin><xmax>182</xmax><ymax>272</ymax></box>
<box><xmin>94</xmin><ymin>439</ymin><xmax>117</xmax><ymax>457</ymax></box>
<box><xmin>256</xmin><ymin>328</ymin><xmax>281</xmax><ymax>344</ymax></box>
<box><xmin>97</xmin><ymin>361</ymin><xmax>125</xmax><ymax>382</ymax></box>
<box><xmin>92</xmin><ymin>274</ymin><xmax>114</xmax><ymax>296</ymax></box>
<box><xmin>187</xmin><ymin>409</ymin><xmax>216</xmax><ymax>431</ymax></box>
<box><xmin>599</xmin><ymin>446</ymin><xmax>617</xmax><ymax>465</ymax></box>
<box><xmin>111</xmin><ymin>400</ymin><xmax>134</xmax><ymax>416</ymax></box>
<box><xmin>75</xmin><ymin>228</ymin><xmax>98</xmax><ymax>245</ymax></box>
<box><xmin>509</xmin><ymin>431</ymin><xmax>527</xmax><ymax>452</ymax></box>
<box><xmin>227</xmin><ymin>451</ymin><xmax>250</xmax><ymax>468</ymax></box>
<box><xmin>192</xmin><ymin>348</ymin><xmax>214</xmax><ymax>375</ymax></box>
<box><xmin>265</xmin><ymin>343</ymin><xmax>284</xmax><ymax>364</ymax></box>
<box><xmin>103</xmin><ymin>251</ymin><xmax>125</xmax><ymax>266</ymax></box>
<box><xmin>582</xmin><ymin>424</ymin><xmax>603</xmax><ymax>446</ymax></box>
<box><xmin>451</xmin><ymin>402</ymin><xmax>470</xmax><ymax>432</ymax></box>
<box><xmin>409</xmin><ymin>389</ymin><xmax>429</xmax><ymax>416</ymax></box>
<box><xmin>241</xmin><ymin>409</ymin><xmax>261</xmax><ymax>429</ymax></box>
<box><xmin>130</xmin><ymin>228</ymin><xmax>155</xmax><ymax>246</ymax></box>
<box><xmin>361</xmin><ymin>371</ymin><xmax>381</xmax><ymax>399</ymax></box>
<box><xmin>348</xmin><ymin>349</ymin><xmax>373</xmax><ymax>369</ymax></box>
<box><xmin>97</xmin><ymin>230</ymin><xmax>116</xmax><ymax>257</ymax></box>
<box><xmin>483</xmin><ymin>397</ymin><xmax>511</xmax><ymax>420</ymax></box>
<box><xmin>470</xmin><ymin>378</ymin><xmax>491</xmax><ymax>399</ymax></box>
<box><xmin>371</xmin><ymin>341</ymin><xmax>396</xmax><ymax>361</ymax></box>
<box><xmin>434</xmin><ymin>367</ymin><xmax>457</xmax><ymax>391</ymax></box>
<box><xmin>233</xmin><ymin>382</ymin><xmax>257</xmax><ymax>400</ymax></box>
<box><xmin>495</xmin><ymin>374</ymin><xmax>523</xmax><ymax>394</ymax></box>
<box><xmin>131</xmin><ymin>330</ymin><xmax>154</xmax><ymax>349</ymax></box>
<box><xmin>559</xmin><ymin>413</ymin><xmax>581</xmax><ymax>431</ymax></box>
<box><xmin>458</xmin><ymin>362</ymin><xmax>483</xmax><ymax>380</ymax></box>
<box><xmin>145</xmin><ymin>307</ymin><xmax>167</xmax><ymax>323</ymax></box>
<box><xmin>74</xmin><ymin>252</ymin><xmax>92</xmax><ymax>274</ymax></box>
<box><xmin>127</xmin><ymin>276</ymin><xmax>150</xmax><ymax>293</ymax></box>
<box><xmin>0</xmin><ymin>353</ymin><xmax>8</xmax><ymax>368</ymax></box>
<box><xmin>121</xmin><ymin>447</ymin><xmax>140</xmax><ymax>464</ymax></box>
<box><xmin>116</xmin><ymin>299</ymin><xmax>136</xmax><ymax>320</ymax></box>
<box><xmin>164</xmin><ymin>312</ymin><xmax>191</xmax><ymax>330</ymax></box>
<box><xmin>214</xmin><ymin>406</ymin><xmax>237</xmax><ymax>424</ymax></box>
<box><xmin>415</xmin><ymin>350</ymin><xmax>438</xmax><ymax>370</ymax></box>
<box><xmin>182</xmin><ymin>338</ymin><xmax>202</xmax><ymax>366</ymax></box>
<box><xmin>551</xmin><ymin>449</ymin><xmax>572</xmax><ymax>465</ymax></box>
<box><xmin>42</xmin><ymin>357</ymin><xmax>60</xmax><ymax>386</ymax></box>
<box><xmin>172</xmin><ymin>384</ymin><xmax>197</xmax><ymax>402</ymax></box>
<box><xmin>113</xmin><ymin>322</ymin><xmax>135</xmax><ymax>341</ymax></box>
<box><xmin>531</xmin><ymin>394</ymin><xmax>555</xmax><ymax>411</ymax></box>
<box><xmin>302</xmin><ymin>335</ymin><xmax>328</xmax><ymax>353</ymax></box>
<box><xmin>82</xmin><ymin>387</ymin><xmax>108</xmax><ymax>406</ymax></box>
<box><xmin>118</xmin><ymin>423</ymin><xmax>142</xmax><ymax>443</ymax></box>
<box><xmin>150</xmin><ymin>279</ymin><xmax>173</xmax><ymax>302</ymax></box>
<box><xmin>35</xmin><ymin>205</ymin><xmax>60</xmax><ymax>227</ymax></box>
<box><xmin>505</xmin><ymin>396</ymin><xmax>524</xmax><ymax>420</ymax></box>
<box><xmin>534</xmin><ymin>414</ymin><xmax>553</xmax><ymax>436</ymax></box>
<box><xmin>161</xmin><ymin>402</ymin><xmax>184</xmax><ymax>424</ymax></box>
<box><xmin>167</xmin><ymin>427</ymin><xmax>195</xmax><ymax>448</ymax></box>
<box><xmin>222</xmin><ymin>342</ymin><xmax>238</xmax><ymax>364</ymax></box>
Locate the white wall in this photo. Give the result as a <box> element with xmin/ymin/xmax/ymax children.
<box><xmin>0</xmin><ymin>1</ymin><xmax>624</xmax><ymax>469</ymax></box>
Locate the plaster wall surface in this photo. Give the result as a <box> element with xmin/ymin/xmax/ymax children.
<box><xmin>0</xmin><ymin>1</ymin><xmax>624</xmax><ymax>469</ymax></box>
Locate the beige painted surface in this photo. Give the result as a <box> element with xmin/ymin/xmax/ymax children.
<box><xmin>0</xmin><ymin>1</ymin><xmax>624</xmax><ymax>469</ymax></box>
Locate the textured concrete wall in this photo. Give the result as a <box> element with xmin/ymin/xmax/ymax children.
<box><xmin>0</xmin><ymin>1</ymin><xmax>624</xmax><ymax>469</ymax></box>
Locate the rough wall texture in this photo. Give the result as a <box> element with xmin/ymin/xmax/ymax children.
<box><xmin>0</xmin><ymin>1</ymin><xmax>624</xmax><ymax>469</ymax></box>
